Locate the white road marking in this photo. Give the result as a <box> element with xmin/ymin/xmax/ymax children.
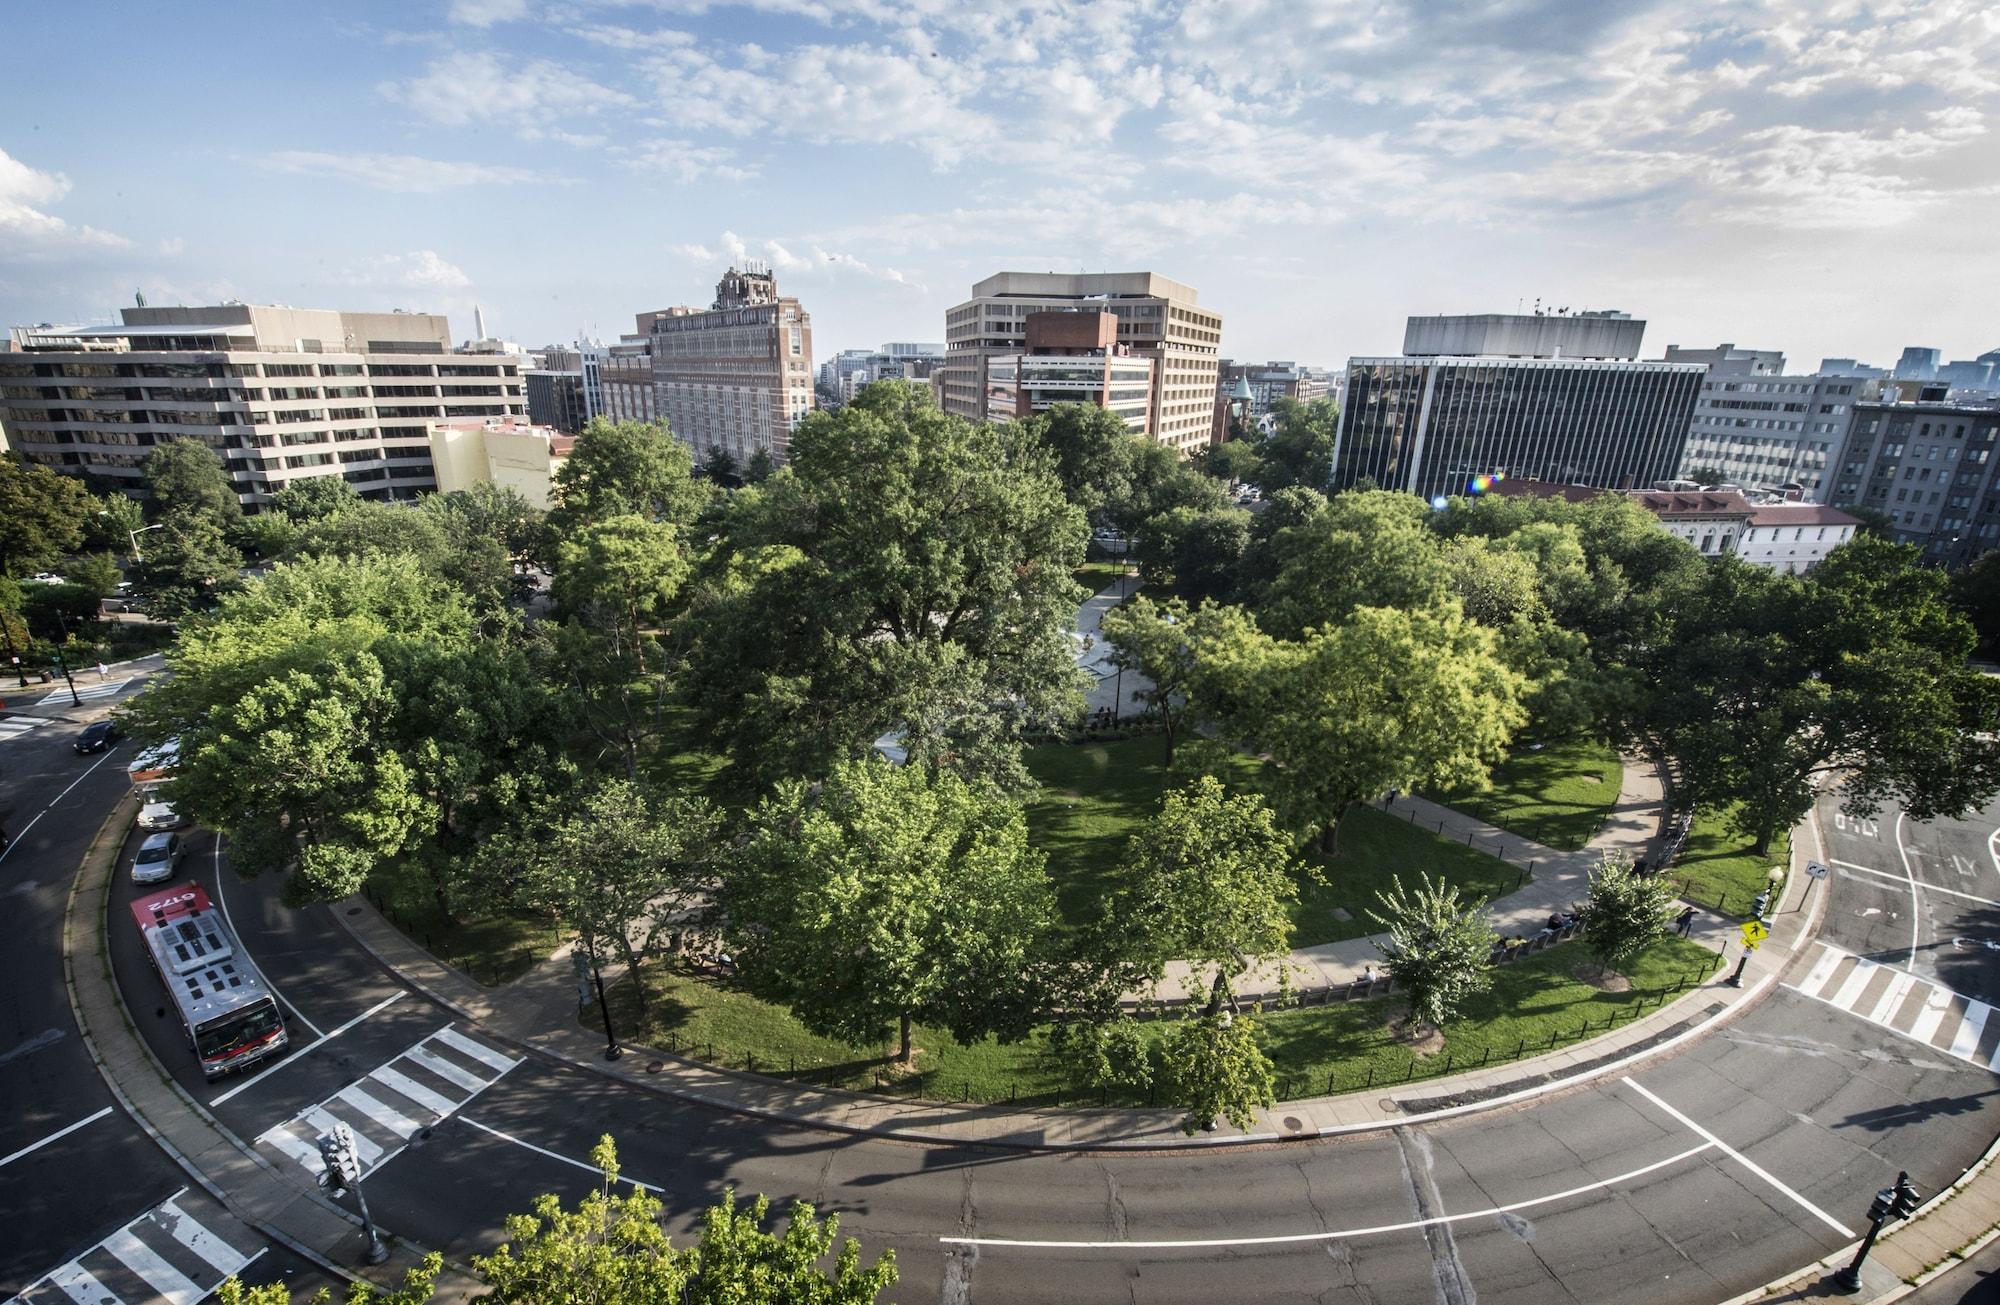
<box><xmin>102</xmin><ymin>1227</ymin><xmax>202</xmax><ymax>1305</ymax></box>
<box><xmin>1829</xmin><ymin>957</ymin><xmax>1880</xmax><ymax>1011</ymax></box>
<box><xmin>405</xmin><ymin>1043</ymin><xmax>487</xmax><ymax>1093</ymax></box>
<box><xmin>305</xmin><ymin>1106</ymin><xmax>384</xmax><ymax>1165</ymax></box>
<box><xmin>1795</xmin><ymin>948</ymin><xmax>1844</xmax><ymax>1000</ymax></box>
<box><xmin>156</xmin><ymin>1194</ymin><xmax>254</xmax><ymax>1280</ymax></box>
<box><xmin>939</xmin><ymin>1143</ymin><xmax>1717</xmax><ymax>1248</ymax></box>
<box><xmin>210</xmin><ymin>989</ymin><xmax>407</xmax><ymax>1105</ymax></box>
<box><xmin>434</xmin><ymin>1025</ymin><xmax>519</xmax><ymax>1074</ymax></box>
<box><xmin>370</xmin><ymin>1064</ymin><xmax>460</xmax><ymax>1117</ymax></box>
<box><xmin>1895</xmin><ymin>810</ymin><xmax>1921</xmax><ymax>969</ymax></box>
<box><xmin>1830</xmin><ymin>859</ymin><xmax>2000</xmax><ymax>908</ymax></box>
<box><xmin>0</xmin><ymin>1105</ymin><xmax>114</xmax><ymax>1169</ymax></box>
<box><xmin>338</xmin><ymin>1085</ymin><xmax>423</xmax><ymax>1139</ymax></box>
<box><xmin>0</xmin><ymin>743</ymin><xmax>124</xmax><ymax>867</ymax></box>
<box><xmin>1868</xmin><ymin>972</ymin><xmax>1919</xmax><ymax>1025</ymax></box>
<box><xmin>212</xmin><ymin>838</ymin><xmax>324</xmax><ymax>1039</ymax></box>
<box><xmin>259</xmin><ymin>1125</ymin><xmax>323</xmax><ymax>1171</ymax></box>
<box><xmin>49</xmin><ymin>1260</ymin><xmax>116</xmax><ymax>1302</ymax></box>
<box><xmin>0</xmin><ymin>714</ymin><xmax>50</xmax><ymax>742</ymax></box>
<box><xmin>1910</xmin><ymin>986</ymin><xmax>1954</xmax><ymax>1045</ymax></box>
<box><xmin>459</xmin><ymin>1115</ymin><xmax>664</xmax><ymax>1193</ymax></box>
<box><xmin>1622</xmin><ymin>1077</ymin><xmax>1854</xmax><ymax>1237</ymax></box>
<box><xmin>1949</xmin><ymin>1004</ymin><xmax>1991</xmax><ymax>1060</ymax></box>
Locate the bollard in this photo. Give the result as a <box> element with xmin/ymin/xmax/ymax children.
<box><xmin>1405</xmin><ymin>1060</ymin><xmax>1417</xmax><ymax>1082</ymax></box>
<box><xmin>1443</xmin><ymin>1052</ymin><xmax>1453</xmax><ymax>1074</ymax></box>
<box><xmin>1515</xmin><ymin>871</ymin><xmax>1525</xmax><ymax>893</ymax></box>
<box><xmin>1467</xmin><ymin>829</ymin><xmax>1475</xmax><ymax>846</ymax></box>
<box><xmin>1438</xmin><ymin>818</ymin><xmax>1445</xmax><ymax>834</ymax></box>
<box><xmin>1529</xmin><ymin>858</ymin><xmax>1537</xmax><ymax>876</ymax></box>
<box><xmin>1515</xmin><ymin>1037</ymin><xmax>1524</xmax><ymax>1058</ymax></box>
<box><xmin>1409</xmin><ymin>807</ymin><xmax>1416</xmax><ymax>824</ymax></box>
<box><xmin>1366</xmin><ymin>1064</ymin><xmax>1375</xmax><ymax>1089</ymax></box>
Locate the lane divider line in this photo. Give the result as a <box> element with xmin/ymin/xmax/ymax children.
<box><xmin>938</xmin><ymin>1143</ymin><xmax>1717</xmax><ymax>1249</ymax></box>
<box><xmin>0</xmin><ymin>1105</ymin><xmax>115</xmax><ymax>1169</ymax></box>
<box><xmin>1621</xmin><ymin>1076</ymin><xmax>1854</xmax><ymax>1237</ymax></box>
<box><xmin>458</xmin><ymin>1115</ymin><xmax>665</xmax><ymax>1193</ymax></box>
<box><xmin>211</xmin><ymin>989</ymin><xmax>406</xmax><ymax>1105</ymax></box>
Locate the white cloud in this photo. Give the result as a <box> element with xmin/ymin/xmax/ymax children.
<box><xmin>344</xmin><ymin>250</ymin><xmax>472</xmax><ymax>290</ymax></box>
<box><xmin>383</xmin><ymin>50</ymin><xmax>635</xmax><ymax>133</ymax></box>
<box><xmin>672</xmin><ymin>228</ymin><xmax>923</xmax><ymax>289</ymax></box>
<box><xmin>447</xmin><ymin>0</ymin><xmax>528</xmax><ymax>27</ymax></box>
<box><xmin>261</xmin><ymin>149</ymin><xmax>543</xmax><ymax>192</ymax></box>
<box><xmin>620</xmin><ymin>138</ymin><xmax>758</xmax><ymax>183</ymax></box>
<box><xmin>0</xmin><ymin>147</ymin><xmax>130</xmax><ymax>253</ymax></box>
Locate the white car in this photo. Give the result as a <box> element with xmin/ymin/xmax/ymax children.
<box><xmin>139</xmin><ymin>800</ymin><xmax>188</xmax><ymax>831</ymax></box>
<box><xmin>132</xmin><ymin>832</ymin><xmax>184</xmax><ymax>884</ymax></box>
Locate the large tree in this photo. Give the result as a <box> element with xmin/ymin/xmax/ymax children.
<box><xmin>1134</xmin><ymin>504</ymin><xmax>1250</xmax><ymax>606</ymax></box>
<box><xmin>1106</xmin><ymin>776</ymin><xmax>1297</xmax><ymax>1007</ymax></box>
<box><xmin>142</xmin><ymin>438</ymin><xmax>241</xmax><ymax>524</ymax></box>
<box><xmin>551</xmin><ymin>513</ymin><xmax>689</xmax><ymax>777</ymax></box>
<box><xmin>1646</xmin><ymin>538</ymin><xmax>2000</xmax><ymax>854</ymax></box>
<box><xmin>0</xmin><ymin>459</ymin><xmax>95</xmax><ymax>577</ymax></box>
<box><xmin>1199</xmin><ymin>600</ymin><xmax>1528</xmax><ymax>853</ymax></box>
<box><xmin>1950</xmin><ymin>550</ymin><xmax>2000</xmax><ymax>661</ymax></box>
<box><xmin>547</xmin><ymin>417</ymin><xmax>707</xmax><ymax>541</ymax></box>
<box><xmin>269</xmin><ymin>474</ymin><xmax>360</xmax><ymax>523</ymax></box>
<box><xmin>1033</xmin><ymin>401</ymin><xmax>1139</xmax><ymax>519</ymax></box>
<box><xmin>1099</xmin><ymin>595</ymin><xmax>1256</xmax><ymax>764</ymax></box>
<box><xmin>127</xmin><ymin>510</ymin><xmax>244</xmax><ymax>619</ymax></box>
<box><xmin>1580</xmin><ymin>850</ymin><xmax>1677</xmax><ymax>978</ymax></box>
<box><xmin>1163</xmin><ymin>1008</ymin><xmax>1277</xmax><ymax>1136</ymax></box>
<box><xmin>1253</xmin><ymin>396</ymin><xmax>1339</xmax><ymax>492</ymax></box>
<box><xmin>723</xmin><ymin>756</ymin><xmax>1056</xmax><ymax>1063</ymax></box>
<box><xmin>688</xmin><ymin>383</ymin><xmax>1087</xmax><ymax>787</ymax></box>
<box><xmin>125</xmin><ymin>554</ymin><xmax>558</xmax><ymax>903</ymax></box>
<box><xmin>1257</xmin><ymin>490</ymin><xmax>1453</xmax><ymax>637</ymax></box>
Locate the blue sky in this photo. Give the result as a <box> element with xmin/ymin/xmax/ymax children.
<box><xmin>3</xmin><ymin>1</ymin><xmax>1996</xmax><ymax>371</ymax></box>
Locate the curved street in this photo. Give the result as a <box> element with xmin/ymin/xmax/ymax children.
<box><xmin>8</xmin><ymin>672</ymin><xmax>2000</xmax><ymax>1303</ymax></box>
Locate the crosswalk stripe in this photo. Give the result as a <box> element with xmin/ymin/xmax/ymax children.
<box><xmin>102</xmin><ymin>1228</ymin><xmax>203</xmax><ymax>1305</ymax></box>
<box><xmin>371</xmin><ymin>1064</ymin><xmax>461</xmax><ymax>1118</ymax></box>
<box><xmin>256</xmin><ymin>1122</ymin><xmax>322</xmax><ymax>1171</ymax></box>
<box><xmin>156</xmin><ymin>1195</ymin><xmax>254</xmax><ymax>1278</ymax></box>
<box><xmin>50</xmin><ymin>1261</ymin><xmax>116</xmax><ymax>1303</ymax></box>
<box><xmin>1829</xmin><ymin>957</ymin><xmax>1879</xmax><ymax>1010</ymax></box>
<box><xmin>1910</xmin><ymin>986</ymin><xmax>1955</xmax><ymax>1045</ymax></box>
<box><xmin>433</xmin><ymin>1025</ymin><xmax>518</xmax><ymax>1074</ymax></box>
<box><xmin>305</xmin><ymin>1107</ymin><xmax>384</xmax><ymax>1166</ymax></box>
<box><xmin>1796</xmin><ymin>948</ymin><xmax>1845</xmax><ymax>999</ymax></box>
<box><xmin>339</xmin><ymin>1084</ymin><xmax>422</xmax><ymax>1139</ymax></box>
<box><xmin>1867</xmin><ymin>972</ymin><xmax>1918</xmax><ymax>1026</ymax></box>
<box><xmin>405</xmin><ymin>1043</ymin><xmax>488</xmax><ymax>1094</ymax></box>
<box><xmin>1949</xmin><ymin>1003</ymin><xmax>1992</xmax><ymax>1060</ymax></box>
<box><xmin>50</xmin><ymin>1262</ymin><xmax>116</xmax><ymax>1303</ymax></box>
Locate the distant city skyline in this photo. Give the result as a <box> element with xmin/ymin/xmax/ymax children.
<box><xmin>3</xmin><ymin>1</ymin><xmax>1996</xmax><ymax>373</ymax></box>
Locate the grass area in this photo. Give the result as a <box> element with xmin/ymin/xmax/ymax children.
<box><xmin>1072</xmin><ymin>559</ymin><xmax>1134</xmax><ymax>593</ymax></box>
<box><xmin>1673</xmin><ymin>803</ymin><xmax>1790</xmax><ymax>915</ymax></box>
<box><xmin>638</xmin><ymin>703</ymin><xmax>738</xmax><ymax>806</ymax></box>
<box><xmin>1023</xmin><ymin>736</ymin><xmax>1524</xmax><ymax>948</ymax></box>
<box><xmin>594</xmin><ymin>935</ymin><xmax>1724</xmax><ymax>1107</ymax></box>
<box><xmin>365</xmin><ymin>857</ymin><xmax>565</xmax><ymax>986</ymax></box>
<box><xmin>1438</xmin><ymin>735</ymin><xmax>1623</xmax><ymax>851</ymax></box>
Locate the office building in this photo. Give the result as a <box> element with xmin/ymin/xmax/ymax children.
<box><xmin>1894</xmin><ymin>347</ymin><xmax>1942</xmax><ymax>380</ymax></box>
<box><xmin>601</xmin><ymin>266</ymin><xmax>814</xmax><ymax>464</ymax></box>
<box><xmin>0</xmin><ymin>304</ymin><xmax>523</xmax><ymax>506</ymax></box>
<box><xmin>1662</xmin><ymin>343</ymin><xmax>1786</xmax><ymax>376</ymax></box>
<box><xmin>524</xmin><ymin>343</ymin><xmax>591</xmax><ymax>433</ymax></box>
<box><xmin>823</xmin><ymin>342</ymin><xmax>947</xmax><ymax>406</ymax></box>
<box><xmin>1819</xmin><ymin>358</ymin><xmax>1888</xmax><ymax>380</ymax></box>
<box><xmin>1334</xmin><ymin>311</ymin><xmax>1702</xmax><ymax>501</ymax></box>
<box><xmin>941</xmin><ymin>271</ymin><xmax>1222</xmax><ymax>455</ymax></box>
<box><xmin>1938</xmin><ymin>359</ymin><xmax>1997</xmax><ymax>391</ymax></box>
<box><xmin>1828</xmin><ymin>387</ymin><xmax>2000</xmax><ymax>566</ymax></box>
<box><xmin>427</xmin><ymin>415</ymin><xmax>573</xmax><ymax>510</ymax></box>
<box><xmin>983</xmin><ymin>310</ymin><xmax>1154</xmax><ymax>434</ymax></box>
<box><xmin>1675</xmin><ymin>349</ymin><xmax>1869</xmax><ymax>499</ymax></box>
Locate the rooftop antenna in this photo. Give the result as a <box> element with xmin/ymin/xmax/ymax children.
<box><xmin>474</xmin><ymin>304</ymin><xmax>486</xmax><ymax>340</ymax></box>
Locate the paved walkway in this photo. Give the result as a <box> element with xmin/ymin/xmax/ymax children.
<box><xmin>1147</xmin><ymin>746</ymin><xmax>1722</xmax><ymax>1002</ymax></box>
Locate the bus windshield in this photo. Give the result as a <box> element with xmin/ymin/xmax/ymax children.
<box><xmin>196</xmin><ymin>1001</ymin><xmax>282</xmax><ymax>1061</ymax></box>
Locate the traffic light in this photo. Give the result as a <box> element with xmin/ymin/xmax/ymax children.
<box><xmin>315</xmin><ymin>1123</ymin><xmax>363</xmax><ymax>1191</ymax></box>
<box><xmin>1891</xmin><ymin>1172</ymin><xmax>1922</xmax><ymax>1219</ymax></box>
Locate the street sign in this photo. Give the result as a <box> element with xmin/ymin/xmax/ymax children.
<box><xmin>1741</xmin><ymin>920</ymin><xmax>1770</xmax><ymax>946</ymax></box>
<box><xmin>1807</xmin><ymin>861</ymin><xmax>1829</xmax><ymax>880</ymax></box>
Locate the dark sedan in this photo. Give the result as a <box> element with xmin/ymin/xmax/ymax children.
<box><xmin>74</xmin><ymin>720</ymin><xmax>121</xmax><ymax>754</ymax></box>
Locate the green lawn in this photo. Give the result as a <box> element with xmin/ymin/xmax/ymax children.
<box><xmin>364</xmin><ymin>857</ymin><xmax>564</xmax><ymax>986</ymax></box>
<box><xmin>1072</xmin><ymin>559</ymin><xmax>1134</xmax><ymax>593</ymax></box>
<box><xmin>1673</xmin><ymin>803</ymin><xmax>1790</xmax><ymax>916</ymax></box>
<box><xmin>1438</xmin><ymin>735</ymin><xmax>1623</xmax><ymax>851</ymax></box>
<box><xmin>1024</xmin><ymin>736</ymin><xmax>1524</xmax><ymax>948</ymax></box>
<box><xmin>595</xmin><ymin>935</ymin><xmax>1724</xmax><ymax>1107</ymax></box>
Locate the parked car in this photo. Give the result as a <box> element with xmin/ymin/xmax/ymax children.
<box><xmin>131</xmin><ymin>832</ymin><xmax>184</xmax><ymax>884</ymax></box>
<box><xmin>75</xmin><ymin>720</ymin><xmax>122</xmax><ymax>754</ymax></box>
<box><xmin>139</xmin><ymin>799</ymin><xmax>188</xmax><ymax>831</ymax></box>
<box><xmin>27</xmin><ymin>571</ymin><xmax>64</xmax><ymax>585</ymax></box>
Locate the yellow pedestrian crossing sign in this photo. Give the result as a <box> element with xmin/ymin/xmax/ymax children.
<box><xmin>1741</xmin><ymin>920</ymin><xmax>1769</xmax><ymax>948</ymax></box>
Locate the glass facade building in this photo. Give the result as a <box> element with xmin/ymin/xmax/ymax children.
<box><xmin>1334</xmin><ymin>357</ymin><xmax>1703</xmax><ymax>500</ymax></box>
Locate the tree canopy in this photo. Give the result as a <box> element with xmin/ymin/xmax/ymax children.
<box><xmin>0</xmin><ymin>459</ymin><xmax>95</xmax><ymax>577</ymax></box>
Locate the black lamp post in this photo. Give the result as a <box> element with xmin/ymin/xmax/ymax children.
<box><xmin>1833</xmin><ymin>1171</ymin><xmax>1921</xmax><ymax>1291</ymax></box>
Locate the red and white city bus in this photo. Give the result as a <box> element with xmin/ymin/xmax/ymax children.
<box><xmin>129</xmin><ymin>882</ymin><xmax>289</xmax><ymax>1079</ymax></box>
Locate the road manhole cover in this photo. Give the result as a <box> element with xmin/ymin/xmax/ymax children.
<box><xmin>1283</xmin><ymin>1116</ymin><xmax>1303</xmax><ymax>1131</ymax></box>
<box><xmin>648</xmin><ymin>1060</ymin><xmax>664</xmax><ymax>1073</ymax></box>
<box><xmin>345</xmin><ymin>907</ymin><xmax>361</xmax><ymax>916</ymax></box>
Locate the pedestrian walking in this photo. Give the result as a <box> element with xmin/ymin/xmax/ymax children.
<box><xmin>96</xmin><ymin>661</ymin><xmax>109</xmax><ymax>680</ymax></box>
<box><xmin>1675</xmin><ymin>906</ymin><xmax>1696</xmax><ymax>938</ymax></box>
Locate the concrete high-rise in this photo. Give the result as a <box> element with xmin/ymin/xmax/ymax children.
<box><xmin>600</xmin><ymin>266</ymin><xmax>814</xmax><ymax>464</ymax></box>
<box><xmin>0</xmin><ymin>304</ymin><xmax>523</xmax><ymax>506</ymax></box>
<box><xmin>940</xmin><ymin>271</ymin><xmax>1221</xmax><ymax>455</ymax></box>
<box><xmin>1334</xmin><ymin>311</ymin><xmax>1701</xmax><ymax>500</ymax></box>
<box><xmin>983</xmin><ymin>311</ymin><xmax>1154</xmax><ymax>434</ymax></box>
<box><xmin>1828</xmin><ymin>386</ymin><xmax>2000</xmax><ymax>566</ymax></box>
<box><xmin>1667</xmin><ymin>346</ymin><xmax>1872</xmax><ymax>499</ymax></box>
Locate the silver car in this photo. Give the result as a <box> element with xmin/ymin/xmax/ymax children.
<box><xmin>132</xmin><ymin>832</ymin><xmax>184</xmax><ymax>884</ymax></box>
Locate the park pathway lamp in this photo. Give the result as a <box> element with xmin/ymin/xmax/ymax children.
<box><xmin>128</xmin><ymin>522</ymin><xmax>165</xmax><ymax>560</ymax></box>
<box><xmin>1833</xmin><ymin>1171</ymin><xmax>1921</xmax><ymax>1291</ymax></box>
<box><xmin>316</xmin><ymin>1122</ymin><xmax>390</xmax><ymax>1265</ymax></box>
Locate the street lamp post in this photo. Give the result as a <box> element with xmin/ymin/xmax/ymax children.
<box><xmin>1832</xmin><ymin>1172</ymin><xmax>1921</xmax><ymax>1291</ymax></box>
<box><xmin>586</xmin><ymin>939</ymin><xmax>622</xmax><ymax>1061</ymax></box>
<box><xmin>128</xmin><ymin>523</ymin><xmax>165</xmax><ymax>559</ymax></box>
<box><xmin>1725</xmin><ymin>945</ymin><xmax>1751</xmax><ymax>988</ymax></box>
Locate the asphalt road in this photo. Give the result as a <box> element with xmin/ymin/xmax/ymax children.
<box><xmin>17</xmin><ymin>684</ymin><xmax>2000</xmax><ymax>1305</ymax></box>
